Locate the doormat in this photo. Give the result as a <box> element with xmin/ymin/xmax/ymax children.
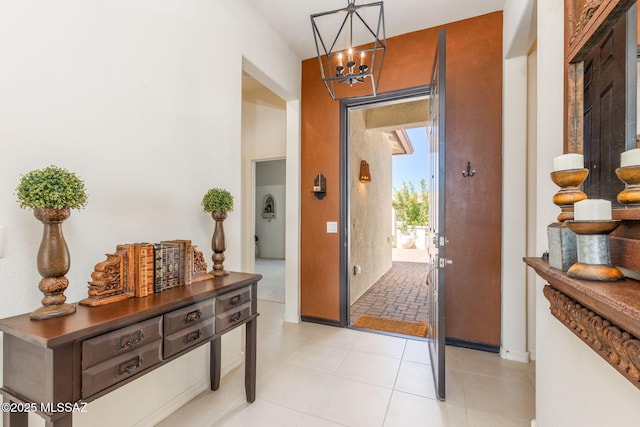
<box><xmin>353</xmin><ymin>315</ymin><xmax>429</xmax><ymax>338</ymax></box>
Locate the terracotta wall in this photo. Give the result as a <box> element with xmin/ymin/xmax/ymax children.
<box><xmin>301</xmin><ymin>11</ymin><xmax>503</xmax><ymax>345</ymax></box>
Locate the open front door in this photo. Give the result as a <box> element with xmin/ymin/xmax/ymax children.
<box><xmin>427</xmin><ymin>28</ymin><xmax>446</xmax><ymax>401</ymax></box>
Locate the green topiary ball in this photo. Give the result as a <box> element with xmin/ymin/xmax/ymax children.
<box><xmin>15</xmin><ymin>165</ymin><xmax>88</xmax><ymax>210</ymax></box>
<box><xmin>202</xmin><ymin>188</ymin><xmax>234</xmax><ymax>213</ymax></box>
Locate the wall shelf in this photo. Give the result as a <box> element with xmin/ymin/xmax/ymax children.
<box><xmin>525</xmin><ymin>257</ymin><xmax>640</xmax><ymax>390</ymax></box>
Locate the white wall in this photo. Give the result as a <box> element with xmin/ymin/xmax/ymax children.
<box><xmin>242</xmin><ymin>85</ymin><xmax>287</xmax><ymax>264</ymax></box>
<box><xmin>501</xmin><ymin>0</ymin><xmax>536</xmax><ymax>364</ymax></box>
<box><xmin>535</xmin><ymin>0</ymin><xmax>640</xmax><ymax>425</ymax></box>
<box><xmin>526</xmin><ymin>47</ymin><xmax>538</xmax><ymax>360</ymax></box>
<box><xmin>0</xmin><ymin>0</ymin><xmax>299</xmax><ymax>425</ymax></box>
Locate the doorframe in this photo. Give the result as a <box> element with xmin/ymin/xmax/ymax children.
<box><xmin>339</xmin><ymin>85</ymin><xmax>432</xmax><ymax>327</ymax></box>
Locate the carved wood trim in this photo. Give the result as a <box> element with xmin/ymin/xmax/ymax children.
<box><xmin>564</xmin><ymin>0</ymin><xmax>635</xmax><ymax>152</ymax></box>
<box><xmin>566</xmin><ymin>62</ymin><xmax>584</xmax><ymax>153</ymax></box>
<box><xmin>544</xmin><ymin>285</ymin><xmax>640</xmax><ymax>389</ymax></box>
<box><xmin>566</xmin><ymin>0</ymin><xmax>635</xmax><ymax>62</ymax></box>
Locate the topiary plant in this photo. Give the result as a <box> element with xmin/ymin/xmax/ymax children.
<box><xmin>202</xmin><ymin>187</ymin><xmax>234</xmax><ymax>213</ymax></box>
<box><xmin>15</xmin><ymin>165</ymin><xmax>88</xmax><ymax>210</ymax></box>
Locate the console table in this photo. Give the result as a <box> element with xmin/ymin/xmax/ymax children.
<box><xmin>0</xmin><ymin>271</ymin><xmax>261</xmax><ymax>427</ymax></box>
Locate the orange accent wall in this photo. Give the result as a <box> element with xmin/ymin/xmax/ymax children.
<box><xmin>301</xmin><ymin>11</ymin><xmax>503</xmax><ymax>343</ymax></box>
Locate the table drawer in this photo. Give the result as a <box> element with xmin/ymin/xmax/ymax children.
<box><xmin>164</xmin><ymin>320</ymin><xmax>215</xmax><ymax>358</ymax></box>
<box><xmin>82</xmin><ymin>316</ymin><xmax>163</xmax><ymax>369</ymax></box>
<box><xmin>164</xmin><ymin>300</ymin><xmax>215</xmax><ymax>336</ymax></box>
<box><xmin>216</xmin><ymin>288</ymin><xmax>251</xmax><ymax>313</ymax></box>
<box><xmin>215</xmin><ymin>303</ymin><xmax>251</xmax><ymax>334</ymax></box>
<box><xmin>82</xmin><ymin>341</ymin><xmax>162</xmax><ymax>398</ymax></box>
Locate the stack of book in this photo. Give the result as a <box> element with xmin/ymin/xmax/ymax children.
<box><xmin>81</xmin><ymin>239</ymin><xmax>209</xmax><ymax>306</ymax></box>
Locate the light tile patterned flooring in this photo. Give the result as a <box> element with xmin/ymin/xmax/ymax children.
<box><xmin>157</xmin><ymin>300</ymin><xmax>535</xmax><ymax>427</ymax></box>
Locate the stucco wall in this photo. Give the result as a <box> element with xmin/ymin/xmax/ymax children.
<box><xmin>348</xmin><ymin>110</ymin><xmax>393</xmax><ymax>305</ymax></box>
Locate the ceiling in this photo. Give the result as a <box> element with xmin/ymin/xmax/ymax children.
<box><xmin>245</xmin><ymin>0</ymin><xmax>506</xmax><ymax>60</ymax></box>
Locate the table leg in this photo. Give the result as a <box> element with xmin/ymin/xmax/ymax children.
<box><xmin>244</xmin><ymin>318</ymin><xmax>257</xmax><ymax>403</ymax></box>
<box><xmin>2</xmin><ymin>397</ymin><xmax>28</xmax><ymax>427</ymax></box>
<box><xmin>210</xmin><ymin>337</ymin><xmax>221</xmax><ymax>391</ymax></box>
<box><xmin>45</xmin><ymin>414</ymin><xmax>72</xmax><ymax>427</ymax></box>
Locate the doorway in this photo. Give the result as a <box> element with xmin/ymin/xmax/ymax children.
<box><xmin>241</xmin><ymin>70</ymin><xmax>289</xmax><ymax>307</ymax></box>
<box><xmin>254</xmin><ymin>159</ymin><xmax>286</xmax><ymax>303</ymax></box>
<box><xmin>342</xmin><ymin>89</ymin><xmax>431</xmax><ymax>338</ymax></box>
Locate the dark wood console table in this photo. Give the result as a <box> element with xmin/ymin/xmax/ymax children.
<box><xmin>0</xmin><ymin>272</ymin><xmax>261</xmax><ymax>427</ymax></box>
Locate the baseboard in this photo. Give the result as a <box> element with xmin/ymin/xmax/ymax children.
<box><xmin>301</xmin><ymin>315</ymin><xmax>342</xmax><ymax>327</ymax></box>
<box><xmin>500</xmin><ymin>347</ymin><xmax>530</xmax><ymax>363</ymax></box>
<box><xmin>531</xmin><ymin>420</ymin><xmax>537</xmax><ymax>427</ymax></box>
<box><xmin>529</xmin><ymin>348</ymin><xmax>537</xmax><ymax>361</ymax></box>
<box><xmin>284</xmin><ymin>311</ymin><xmax>300</xmax><ymax>323</ymax></box>
<box><xmin>133</xmin><ymin>355</ymin><xmax>243</xmax><ymax>427</ymax></box>
<box><xmin>133</xmin><ymin>378</ymin><xmax>209</xmax><ymax>427</ymax></box>
<box><xmin>446</xmin><ymin>337</ymin><xmax>500</xmax><ymax>353</ymax></box>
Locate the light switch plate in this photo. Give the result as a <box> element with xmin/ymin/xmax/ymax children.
<box><xmin>326</xmin><ymin>221</ymin><xmax>338</xmax><ymax>233</ymax></box>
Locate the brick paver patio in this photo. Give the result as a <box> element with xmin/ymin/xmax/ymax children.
<box><xmin>350</xmin><ymin>254</ymin><xmax>429</xmax><ymax>325</ymax></box>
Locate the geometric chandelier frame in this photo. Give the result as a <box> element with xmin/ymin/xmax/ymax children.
<box><xmin>311</xmin><ymin>0</ymin><xmax>386</xmax><ymax>100</ymax></box>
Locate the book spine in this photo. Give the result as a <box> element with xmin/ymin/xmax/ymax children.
<box><xmin>136</xmin><ymin>243</ymin><xmax>155</xmax><ymax>297</ymax></box>
<box><xmin>165</xmin><ymin>240</ymin><xmax>191</xmax><ymax>286</ymax></box>
<box><xmin>141</xmin><ymin>244</ymin><xmax>155</xmax><ymax>296</ymax></box>
<box><xmin>117</xmin><ymin>244</ymin><xmax>136</xmax><ymax>296</ymax></box>
<box><xmin>154</xmin><ymin>243</ymin><xmax>163</xmax><ymax>293</ymax></box>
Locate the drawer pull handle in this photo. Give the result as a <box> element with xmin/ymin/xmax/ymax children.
<box><xmin>117</xmin><ymin>355</ymin><xmax>143</xmax><ymax>376</ymax></box>
<box><xmin>184</xmin><ymin>309</ymin><xmax>202</xmax><ymax>323</ymax></box>
<box><xmin>120</xmin><ymin>330</ymin><xmax>144</xmax><ymax>349</ymax></box>
<box><xmin>184</xmin><ymin>330</ymin><xmax>201</xmax><ymax>344</ymax></box>
<box><xmin>229</xmin><ymin>312</ymin><xmax>242</xmax><ymax>323</ymax></box>
<box><xmin>230</xmin><ymin>295</ymin><xmax>243</xmax><ymax>306</ymax></box>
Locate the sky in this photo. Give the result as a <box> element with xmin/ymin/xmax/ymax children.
<box><xmin>392</xmin><ymin>127</ymin><xmax>430</xmax><ymax>192</ymax></box>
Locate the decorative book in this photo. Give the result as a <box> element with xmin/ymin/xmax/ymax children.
<box><xmin>81</xmin><ymin>238</ymin><xmax>210</xmax><ymax>306</ymax></box>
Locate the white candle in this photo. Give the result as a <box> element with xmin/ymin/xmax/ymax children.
<box><xmin>553</xmin><ymin>153</ymin><xmax>584</xmax><ymax>171</ymax></box>
<box><xmin>574</xmin><ymin>199</ymin><xmax>611</xmax><ymax>221</ymax></box>
<box><xmin>620</xmin><ymin>148</ymin><xmax>640</xmax><ymax>167</ymax></box>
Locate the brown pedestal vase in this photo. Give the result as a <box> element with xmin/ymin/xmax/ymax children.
<box><xmin>31</xmin><ymin>207</ymin><xmax>77</xmax><ymax>320</ymax></box>
<box><xmin>211</xmin><ymin>211</ymin><xmax>229</xmax><ymax>277</ymax></box>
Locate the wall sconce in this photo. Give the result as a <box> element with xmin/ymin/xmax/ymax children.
<box><xmin>359</xmin><ymin>160</ymin><xmax>371</xmax><ymax>183</ymax></box>
<box><xmin>313</xmin><ymin>173</ymin><xmax>326</xmax><ymax>199</ymax></box>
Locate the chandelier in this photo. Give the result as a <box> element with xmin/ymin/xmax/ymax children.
<box><xmin>311</xmin><ymin>0</ymin><xmax>386</xmax><ymax>100</ymax></box>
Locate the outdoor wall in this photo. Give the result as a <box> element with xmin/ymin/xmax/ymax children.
<box><xmin>348</xmin><ymin>110</ymin><xmax>393</xmax><ymax>305</ymax></box>
<box><xmin>534</xmin><ymin>0</ymin><xmax>640</xmax><ymax>425</ymax></box>
<box><xmin>0</xmin><ymin>1</ymin><xmax>299</xmax><ymax>426</ymax></box>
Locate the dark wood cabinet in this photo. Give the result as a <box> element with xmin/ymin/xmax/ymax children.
<box><xmin>0</xmin><ymin>272</ymin><xmax>261</xmax><ymax>427</ymax></box>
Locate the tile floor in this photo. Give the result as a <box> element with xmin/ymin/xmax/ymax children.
<box><xmin>157</xmin><ymin>300</ymin><xmax>535</xmax><ymax>427</ymax></box>
<box><xmin>255</xmin><ymin>258</ymin><xmax>285</xmax><ymax>303</ymax></box>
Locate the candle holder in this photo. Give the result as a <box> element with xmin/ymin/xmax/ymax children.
<box><xmin>550</xmin><ymin>168</ymin><xmax>589</xmax><ymax>222</ymax></box>
<box><xmin>615</xmin><ymin>165</ymin><xmax>640</xmax><ymax>206</ymax></box>
<box><xmin>565</xmin><ymin>220</ymin><xmax>623</xmax><ymax>281</ymax></box>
